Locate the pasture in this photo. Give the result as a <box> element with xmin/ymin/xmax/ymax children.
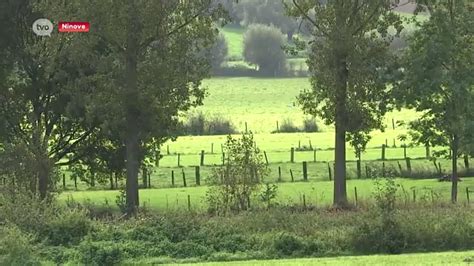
<box><xmin>149</xmin><ymin>250</ymin><xmax>474</xmax><ymax>266</ymax></box>
<box><xmin>61</xmin><ymin>177</ymin><xmax>474</xmax><ymax>211</ymax></box>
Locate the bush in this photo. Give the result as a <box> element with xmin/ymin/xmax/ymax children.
<box><xmin>78</xmin><ymin>240</ymin><xmax>123</xmax><ymax>266</ymax></box>
<box><xmin>206</xmin><ymin>132</ymin><xmax>269</xmax><ymax>214</ymax></box>
<box><xmin>352</xmin><ymin>178</ymin><xmax>407</xmax><ymax>254</ymax></box>
<box><xmin>207</xmin><ymin>116</ymin><xmax>236</xmax><ymax>135</ymax></box>
<box><xmin>0</xmin><ymin>226</ymin><xmax>41</xmax><ymax>266</ymax></box>
<box><xmin>302</xmin><ymin>117</ymin><xmax>319</xmax><ymax>132</ymax></box>
<box><xmin>208</xmin><ymin>33</ymin><xmax>228</xmax><ymax>70</ymax></box>
<box><xmin>41</xmin><ymin>208</ymin><xmax>92</xmax><ymax>246</ymax></box>
<box><xmin>278</xmin><ymin>119</ymin><xmax>300</xmax><ymax>133</ymax></box>
<box><xmin>243</xmin><ymin>24</ymin><xmax>287</xmax><ymax>76</ymax></box>
<box><xmin>171</xmin><ymin>240</ymin><xmax>213</xmax><ymax>259</ymax></box>
<box><xmin>272</xmin><ymin>233</ymin><xmax>305</xmax><ymax>257</ymax></box>
<box><xmin>179</xmin><ymin>112</ymin><xmax>236</xmax><ymax>136</ymax></box>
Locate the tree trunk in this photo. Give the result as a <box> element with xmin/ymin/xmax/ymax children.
<box><xmin>37</xmin><ymin>156</ymin><xmax>49</xmax><ymax>199</ymax></box>
<box><xmin>124</xmin><ymin>1</ymin><xmax>141</xmax><ymax>216</ymax></box>
<box><xmin>334</xmin><ymin>121</ymin><xmax>347</xmax><ymax>206</ymax></box>
<box><xmin>451</xmin><ymin>135</ymin><xmax>458</xmax><ymax>203</ymax></box>
<box><xmin>332</xmin><ymin>1</ymin><xmax>349</xmax><ymax>207</ymax></box>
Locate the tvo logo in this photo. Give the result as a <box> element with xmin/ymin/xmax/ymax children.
<box><xmin>32</xmin><ymin>18</ymin><xmax>53</xmax><ymax>36</ymax></box>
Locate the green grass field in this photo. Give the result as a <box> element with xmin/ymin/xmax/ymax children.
<box><xmin>61</xmin><ymin>177</ymin><xmax>474</xmax><ymax>211</ymax></box>
<box><xmin>146</xmin><ymin>250</ymin><xmax>474</xmax><ymax>266</ymax></box>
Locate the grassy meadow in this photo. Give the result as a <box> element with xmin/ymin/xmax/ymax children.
<box><xmin>61</xmin><ymin>177</ymin><xmax>474</xmax><ymax>211</ymax></box>
<box><xmin>150</xmin><ymin>250</ymin><xmax>474</xmax><ymax>266</ymax></box>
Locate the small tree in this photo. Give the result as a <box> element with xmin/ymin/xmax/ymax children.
<box><xmin>243</xmin><ymin>24</ymin><xmax>287</xmax><ymax>75</ymax></box>
<box><xmin>396</xmin><ymin>0</ymin><xmax>474</xmax><ymax>202</ymax></box>
<box><xmin>206</xmin><ymin>132</ymin><xmax>269</xmax><ymax>215</ymax></box>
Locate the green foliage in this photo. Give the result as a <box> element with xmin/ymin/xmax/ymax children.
<box><xmin>179</xmin><ymin>112</ymin><xmax>236</xmax><ymax>136</ymax></box>
<box><xmin>278</xmin><ymin>119</ymin><xmax>300</xmax><ymax>133</ymax></box>
<box><xmin>243</xmin><ymin>24</ymin><xmax>287</xmax><ymax>75</ymax></box>
<box><xmin>78</xmin><ymin>240</ymin><xmax>123</xmax><ymax>266</ymax></box>
<box><xmin>206</xmin><ymin>132</ymin><xmax>269</xmax><ymax>214</ymax></box>
<box><xmin>0</xmin><ymin>226</ymin><xmax>40</xmax><ymax>266</ymax></box>
<box><xmin>259</xmin><ymin>183</ymin><xmax>279</xmax><ymax>209</ymax></box>
<box><xmin>272</xmin><ymin>233</ymin><xmax>305</xmax><ymax>257</ymax></box>
<box><xmin>302</xmin><ymin>117</ymin><xmax>319</xmax><ymax>133</ymax></box>
<box><xmin>41</xmin><ymin>208</ymin><xmax>92</xmax><ymax>246</ymax></box>
<box><xmin>352</xmin><ymin>177</ymin><xmax>406</xmax><ymax>254</ymax></box>
<box><xmin>208</xmin><ymin>33</ymin><xmax>229</xmax><ymax>70</ymax></box>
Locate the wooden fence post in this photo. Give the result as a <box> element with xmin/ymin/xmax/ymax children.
<box><xmin>412</xmin><ymin>189</ymin><xmax>416</xmax><ymax>202</ymax></box>
<box><xmin>276</xmin><ymin>121</ymin><xmax>279</xmax><ymax>132</ymax></box>
<box><xmin>200</xmin><ymin>150</ymin><xmax>205</xmax><ymax>166</ymax></box>
<box><xmin>195</xmin><ymin>166</ymin><xmax>201</xmax><ymax>186</ymax></box>
<box><xmin>303</xmin><ymin>162</ymin><xmax>308</xmax><ymax>181</ymax></box>
<box><xmin>167</xmin><ymin>145</ymin><xmax>170</xmax><ymax>155</ymax></box>
<box><xmin>177</xmin><ymin>153</ymin><xmax>181</xmax><ymax>167</ymax></box>
<box><xmin>277</xmin><ymin>166</ymin><xmax>282</xmax><ymax>182</ymax></box>
<box><xmin>425</xmin><ymin>145</ymin><xmax>430</xmax><ymax>159</ymax></box>
<box><xmin>148</xmin><ymin>172</ymin><xmax>151</xmax><ymax>188</ymax></box>
<box><xmin>222</xmin><ymin>152</ymin><xmax>225</xmax><ymax>165</ymax></box>
<box><xmin>397</xmin><ymin>161</ymin><xmax>403</xmax><ymax>174</ymax></box>
<box><xmin>328</xmin><ymin>163</ymin><xmax>332</xmax><ymax>181</ymax></box>
<box><xmin>171</xmin><ymin>170</ymin><xmax>175</xmax><ymax>187</ymax></box>
<box><xmin>142</xmin><ymin>167</ymin><xmax>148</xmax><ymax>188</ymax></box>
<box><xmin>211</xmin><ymin>143</ymin><xmax>214</xmax><ymax>154</ymax></box>
<box><xmin>385</xmin><ymin>139</ymin><xmax>388</xmax><ymax>147</ymax></box>
<box><xmin>290</xmin><ymin>169</ymin><xmax>294</xmax><ymax>182</ymax></box>
<box><xmin>264</xmin><ymin>151</ymin><xmax>269</xmax><ymax>165</ymax></box>
<box><xmin>74</xmin><ymin>175</ymin><xmax>78</xmax><ymax>190</ymax></box>
<box><xmin>182</xmin><ymin>169</ymin><xmax>187</xmax><ymax>187</ymax></box>
<box><xmin>298</xmin><ymin>140</ymin><xmax>301</xmax><ymax>149</ymax></box>
<box><xmin>62</xmin><ymin>174</ymin><xmax>66</xmax><ymax>190</ymax></box>
<box><xmin>309</xmin><ymin>140</ymin><xmax>313</xmax><ymax>150</ymax></box>
<box><xmin>187</xmin><ymin>195</ymin><xmax>191</xmax><ymax>211</ymax></box>
<box><xmin>365</xmin><ymin>164</ymin><xmax>370</xmax><ymax>179</ymax></box>
<box><xmin>290</xmin><ymin>147</ymin><xmax>295</xmax><ymax>163</ymax></box>
<box><xmin>392</xmin><ymin>118</ymin><xmax>396</xmax><ymax>130</ymax></box>
<box><xmin>245</xmin><ymin>122</ymin><xmax>248</xmax><ymax>133</ymax></box>
<box><xmin>466</xmin><ymin>188</ymin><xmax>470</xmax><ymax>204</ymax></box>
<box><xmin>382</xmin><ymin>162</ymin><xmax>386</xmax><ymax>178</ymax></box>
<box><xmin>381</xmin><ymin>144</ymin><xmax>386</xmax><ymax>161</ymax></box>
<box><xmin>313</xmin><ymin>149</ymin><xmax>317</xmax><ymax>162</ymax></box>
<box><xmin>464</xmin><ymin>155</ymin><xmax>470</xmax><ymax>169</ymax></box>
<box><xmin>403</xmin><ymin>144</ymin><xmax>407</xmax><ymax>159</ymax></box>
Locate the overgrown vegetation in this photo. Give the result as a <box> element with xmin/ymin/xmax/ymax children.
<box><xmin>0</xmin><ymin>191</ymin><xmax>472</xmax><ymax>265</ymax></box>
<box><xmin>206</xmin><ymin>132</ymin><xmax>269</xmax><ymax>214</ymax></box>
<box><xmin>178</xmin><ymin>112</ymin><xmax>236</xmax><ymax>136</ymax></box>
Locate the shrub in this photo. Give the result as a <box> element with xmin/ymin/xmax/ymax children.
<box><xmin>272</xmin><ymin>233</ymin><xmax>305</xmax><ymax>257</ymax></box>
<box><xmin>207</xmin><ymin>115</ymin><xmax>236</xmax><ymax>135</ymax></box>
<box><xmin>278</xmin><ymin>118</ymin><xmax>300</xmax><ymax>133</ymax></box>
<box><xmin>179</xmin><ymin>112</ymin><xmax>235</xmax><ymax>136</ymax></box>
<box><xmin>78</xmin><ymin>240</ymin><xmax>123</xmax><ymax>266</ymax></box>
<box><xmin>208</xmin><ymin>33</ymin><xmax>228</xmax><ymax>70</ymax></box>
<box><xmin>0</xmin><ymin>226</ymin><xmax>41</xmax><ymax>266</ymax></box>
<box><xmin>206</xmin><ymin>132</ymin><xmax>269</xmax><ymax>214</ymax></box>
<box><xmin>243</xmin><ymin>24</ymin><xmax>287</xmax><ymax>76</ymax></box>
<box><xmin>171</xmin><ymin>240</ymin><xmax>213</xmax><ymax>259</ymax></box>
<box><xmin>41</xmin><ymin>208</ymin><xmax>92</xmax><ymax>246</ymax></box>
<box><xmin>302</xmin><ymin>117</ymin><xmax>319</xmax><ymax>132</ymax></box>
<box><xmin>352</xmin><ymin>177</ymin><xmax>406</xmax><ymax>254</ymax></box>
